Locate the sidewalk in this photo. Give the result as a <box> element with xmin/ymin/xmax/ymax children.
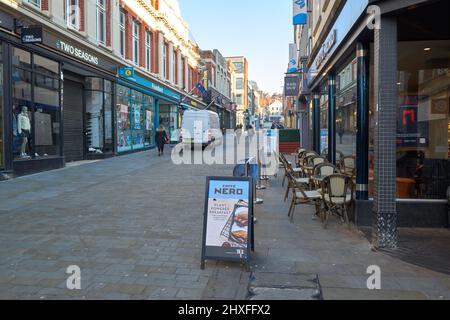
<box><xmin>247</xmin><ymin>164</ymin><xmax>450</xmax><ymax>300</ymax></box>
<box><xmin>0</xmin><ymin>150</ymin><xmax>449</xmax><ymax>300</ymax></box>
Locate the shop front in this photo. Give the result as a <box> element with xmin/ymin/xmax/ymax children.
<box><xmin>117</xmin><ymin>72</ymin><xmax>181</xmax><ymax>151</ymax></box>
<box><xmin>0</xmin><ymin>10</ymin><xmax>118</xmax><ymax>176</ymax></box>
<box><xmin>305</xmin><ymin>0</ymin><xmax>450</xmax><ymax>239</ymax></box>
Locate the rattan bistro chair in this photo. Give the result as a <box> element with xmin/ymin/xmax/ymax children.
<box><xmin>284</xmin><ymin>162</ymin><xmax>310</xmax><ymax>202</ymax></box>
<box><xmin>321</xmin><ymin>174</ymin><xmax>355</xmax><ymax>229</ymax></box>
<box><xmin>341</xmin><ymin>156</ymin><xmax>356</xmax><ymax>178</ymax></box>
<box><xmin>287</xmin><ymin>171</ymin><xmax>322</xmax><ymax>222</ymax></box>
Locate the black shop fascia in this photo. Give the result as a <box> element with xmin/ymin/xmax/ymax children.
<box><xmin>0</xmin><ymin>13</ymin><xmax>118</xmax><ymax>178</ymax></box>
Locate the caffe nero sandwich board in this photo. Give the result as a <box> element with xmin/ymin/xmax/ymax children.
<box><xmin>201</xmin><ymin>177</ymin><xmax>254</xmax><ymax>269</ymax></box>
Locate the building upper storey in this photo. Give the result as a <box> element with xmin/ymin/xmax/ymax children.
<box><xmin>4</xmin><ymin>0</ymin><xmax>201</xmax><ymax>93</ymax></box>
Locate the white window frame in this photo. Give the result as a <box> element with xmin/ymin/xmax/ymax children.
<box><xmin>119</xmin><ymin>10</ymin><xmax>126</xmax><ymax>58</ymax></box>
<box><xmin>145</xmin><ymin>31</ymin><xmax>152</xmax><ymax>71</ymax></box>
<box><xmin>26</xmin><ymin>0</ymin><xmax>42</xmax><ymax>9</ymax></box>
<box><xmin>96</xmin><ymin>0</ymin><xmax>106</xmax><ymax>45</ymax></box>
<box><xmin>132</xmin><ymin>20</ymin><xmax>140</xmax><ymax>65</ymax></box>
<box><xmin>163</xmin><ymin>44</ymin><xmax>167</xmax><ymax>79</ymax></box>
<box><xmin>172</xmin><ymin>50</ymin><xmax>176</xmax><ymax>82</ymax></box>
<box><xmin>66</xmin><ymin>0</ymin><xmax>80</xmax><ymax>31</ymax></box>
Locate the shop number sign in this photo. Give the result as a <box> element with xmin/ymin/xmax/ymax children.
<box><xmin>201</xmin><ymin>177</ymin><xmax>254</xmax><ymax>269</ymax></box>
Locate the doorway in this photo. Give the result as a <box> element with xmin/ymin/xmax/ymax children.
<box><xmin>63</xmin><ymin>79</ymin><xmax>84</xmax><ymax>162</ymax></box>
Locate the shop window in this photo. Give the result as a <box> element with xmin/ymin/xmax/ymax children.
<box><xmin>116</xmin><ymin>85</ymin><xmax>131</xmax><ymax>152</ymax></box>
<box><xmin>12</xmin><ymin>47</ymin><xmax>31</xmax><ymax>69</ymax></box>
<box><xmin>116</xmin><ymin>84</ymin><xmax>154</xmax><ymax>153</ymax></box>
<box><xmin>34</xmin><ymin>74</ymin><xmax>61</xmax><ymax>157</ymax></box>
<box><xmin>369</xmin><ymin>40</ymin><xmax>450</xmax><ymax>200</ymax></box>
<box><xmin>396</xmin><ymin>41</ymin><xmax>450</xmax><ymax>199</ymax></box>
<box><xmin>319</xmin><ymin>84</ymin><xmax>328</xmax><ymax>153</ymax></box>
<box><xmin>34</xmin><ymin>54</ymin><xmax>58</xmax><ymax>77</ymax></box>
<box><xmin>12</xmin><ymin>68</ymin><xmax>33</xmax><ymax>160</ymax></box>
<box><xmin>12</xmin><ymin>49</ymin><xmax>61</xmax><ymax>161</ymax></box>
<box><xmin>144</xmin><ymin>95</ymin><xmax>154</xmax><ymax>146</ymax></box>
<box><xmin>85</xmin><ymin>78</ymin><xmax>113</xmax><ymax>155</ymax></box>
<box><xmin>159</xmin><ymin>105</ymin><xmax>178</xmax><ymax>142</ymax></box>
<box><xmin>336</xmin><ymin>59</ymin><xmax>357</xmax><ymax>159</ymax></box>
<box><xmin>86</xmin><ymin>91</ymin><xmax>104</xmax><ymax>153</ymax></box>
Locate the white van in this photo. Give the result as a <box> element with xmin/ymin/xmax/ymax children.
<box><xmin>181</xmin><ymin>110</ymin><xmax>222</xmax><ymax>147</ymax></box>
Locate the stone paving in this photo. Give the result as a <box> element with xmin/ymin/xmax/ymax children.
<box><xmin>0</xmin><ymin>150</ymin><xmax>449</xmax><ymax>300</ymax></box>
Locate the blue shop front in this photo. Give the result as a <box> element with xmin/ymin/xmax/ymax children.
<box><xmin>116</xmin><ymin>70</ymin><xmax>181</xmax><ymax>153</ymax></box>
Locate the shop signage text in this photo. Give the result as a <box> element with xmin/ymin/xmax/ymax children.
<box><xmin>21</xmin><ymin>26</ymin><xmax>43</xmax><ymax>44</ymax></box>
<box><xmin>316</xmin><ymin>30</ymin><xmax>337</xmax><ymax>69</ymax></box>
<box><xmin>201</xmin><ymin>177</ymin><xmax>253</xmax><ymax>270</ymax></box>
<box><xmin>56</xmin><ymin>40</ymin><xmax>99</xmax><ymax>65</ymax></box>
<box><xmin>118</xmin><ymin>67</ymin><xmax>135</xmax><ymax>80</ymax></box>
<box><xmin>285</xmin><ymin>76</ymin><xmax>300</xmax><ymax>97</ymax></box>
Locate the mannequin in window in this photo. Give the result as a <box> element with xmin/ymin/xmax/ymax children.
<box><xmin>18</xmin><ymin>106</ymin><xmax>31</xmax><ymax>159</ymax></box>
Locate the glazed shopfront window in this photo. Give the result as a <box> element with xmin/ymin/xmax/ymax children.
<box><xmin>319</xmin><ymin>85</ymin><xmax>329</xmax><ymax>154</ymax></box>
<box><xmin>336</xmin><ymin>59</ymin><xmax>357</xmax><ymax>158</ymax></box>
<box><xmin>369</xmin><ymin>41</ymin><xmax>450</xmax><ymax>200</ymax></box>
<box><xmin>396</xmin><ymin>41</ymin><xmax>450</xmax><ymax>199</ymax></box>
<box><xmin>159</xmin><ymin>105</ymin><xmax>179</xmax><ymax>142</ymax></box>
<box><xmin>116</xmin><ymin>84</ymin><xmax>154</xmax><ymax>153</ymax></box>
<box><xmin>85</xmin><ymin>78</ymin><xmax>113</xmax><ymax>155</ymax></box>
<box><xmin>12</xmin><ymin>48</ymin><xmax>61</xmax><ymax>160</ymax></box>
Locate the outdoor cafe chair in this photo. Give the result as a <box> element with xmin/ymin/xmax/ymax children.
<box><xmin>287</xmin><ymin>171</ymin><xmax>322</xmax><ymax>222</ymax></box>
<box><xmin>340</xmin><ymin>156</ymin><xmax>356</xmax><ymax>178</ymax></box>
<box><xmin>321</xmin><ymin>174</ymin><xmax>355</xmax><ymax>229</ymax></box>
<box><xmin>312</xmin><ymin>163</ymin><xmax>339</xmax><ymax>191</ymax></box>
<box><xmin>284</xmin><ymin>162</ymin><xmax>310</xmax><ymax>202</ymax></box>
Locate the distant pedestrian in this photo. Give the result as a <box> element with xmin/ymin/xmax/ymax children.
<box><xmin>156</xmin><ymin>125</ymin><xmax>168</xmax><ymax>156</ymax></box>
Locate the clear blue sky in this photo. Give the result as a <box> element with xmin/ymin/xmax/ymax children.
<box><xmin>179</xmin><ymin>0</ymin><xmax>292</xmax><ymax>94</ymax></box>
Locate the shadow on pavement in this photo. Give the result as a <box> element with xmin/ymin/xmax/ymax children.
<box><xmin>360</xmin><ymin>227</ymin><xmax>450</xmax><ymax>275</ymax></box>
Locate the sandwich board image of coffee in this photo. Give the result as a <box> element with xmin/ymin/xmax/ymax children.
<box><xmin>201</xmin><ymin>177</ymin><xmax>253</xmax><ymax>269</ymax></box>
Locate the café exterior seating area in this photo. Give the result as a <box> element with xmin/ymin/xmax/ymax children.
<box><xmin>278</xmin><ymin>149</ymin><xmax>356</xmax><ymax>228</ymax></box>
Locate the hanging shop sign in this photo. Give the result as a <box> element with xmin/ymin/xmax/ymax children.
<box><xmin>21</xmin><ymin>25</ymin><xmax>43</xmax><ymax>44</ymax></box>
<box><xmin>293</xmin><ymin>0</ymin><xmax>308</xmax><ymax>25</ymax></box>
<box><xmin>119</xmin><ymin>66</ymin><xmax>135</xmax><ymax>81</ymax></box>
<box><xmin>288</xmin><ymin>43</ymin><xmax>298</xmax><ymax>73</ymax></box>
<box><xmin>201</xmin><ymin>177</ymin><xmax>254</xmax><ymax>269</ymax></box>
<box><xmin>285</xmin><ymin>76</ymin><xmax>300</xmax><ymax>97</ymax></box>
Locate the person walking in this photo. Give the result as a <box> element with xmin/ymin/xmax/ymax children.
<box><xmin>156</xmin><ymin>125</ymin><xmax>168</xmax><ymax>156</ymax></box>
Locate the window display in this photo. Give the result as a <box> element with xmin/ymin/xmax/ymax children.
<box><xmin>116</xmin><ymin>84</ymin><xmax>154</xmax><ymax>153</ymax></box>
<box><xmin>85</xmin><ymin>78</ymin><xmax>113</xmax><ymax>155</ymax></box>
<box><xmin>12</xmin><ymin>48</ymin><xmax>61</xmax><ymax>161</ymax></box>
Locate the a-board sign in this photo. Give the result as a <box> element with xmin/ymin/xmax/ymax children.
<box><xmin>201</xmin><ymin>177</ymin><xmax>254</xmax><ymax>269</ymax></box>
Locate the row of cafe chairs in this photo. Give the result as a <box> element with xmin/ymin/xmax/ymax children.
<box><xmin>320</xmin><ymin>148</ymin><xmax>357</xmax><ymax>179</ymax></box>
<box><xmin>279</xmin><ymin>150</ymin><xmax>355</xmax><ymax>229</ymax></box>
